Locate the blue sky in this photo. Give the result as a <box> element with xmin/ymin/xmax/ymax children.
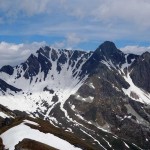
<box><xmin>0</xmin><ymin>0</ymin><xmax>150</xmax><ymax>67</ymax></box>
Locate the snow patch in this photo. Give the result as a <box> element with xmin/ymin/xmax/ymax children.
<box><xmin>80</xmin><ymin>129</ymin><xmax>107</xmax><ymax>150</ymax></box>
<box><xmin>1</xmin><ymin>121</ymin><xmax>82</xmax><ymax>150</ymax></box>
<box><xmin>101</xmin><ymin>60</ymin><xmax>111</xmax><ymax>70</ymax></box>
<box><xmin>75</xmin><ymin>94</ymin><xmax>94</xmax><ymax>103</ymax></box>
<box><xmin>103</xmin><ymin>138</ymin><xmax>112</xmax><ymax>148</ymax></box>
<box><xmin>120</xmin><ymin>54</ymin><xmax>150</xmax><ymax>105</ymax></box>
<box><xmin>89</xmin><ymin>83</ymin><xmax>95</xmax><ymax>89</ymax></box>
<box><xmin>124</xmin><ymin>142</ymin><xmax>130</xmax><ymax>148</ymax></box>
<box><xmin>122</xmin><ymin>73</ymin><xmax>150</xmax><ymax>104</ymax></box>
<box><xmin>23</xmin><ymin>120</ymin><xmax>39</xmax><ymax>126</ymax></box>
<box><xmin>0</xmin><ymin>112</ymin><xmax>9</xmax><ymax>118</ymax></box>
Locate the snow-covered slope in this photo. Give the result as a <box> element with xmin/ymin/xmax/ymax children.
<box><xmin>1</xmin><ymin>119</ymin><xmax>82</xmax><ymax>150</ymax></box>
<box><xmin>119</xmin><ymin>54</ymin><xmax>150</xmax><ymax>104</ymax></box>
<box><xmin>0</xmin><ymin>47</ymin><xmax>92</xmax><ymax>119</ymax></box>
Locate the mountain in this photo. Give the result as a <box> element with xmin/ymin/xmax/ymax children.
<box><xmin>0</xmin><ymin>41</ymin><xmax>150</xmax><ymax>150</ymax></box>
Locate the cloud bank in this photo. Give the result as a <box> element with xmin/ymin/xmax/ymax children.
<box><xmin>120</xmin><ymin>45</ymin><xmax>150</xmax><ymax>55</ymax></box>
<box><xmin>0</xmin><ymin>41</ymin><xmax>46</xmax><ymax>67</ymax></box>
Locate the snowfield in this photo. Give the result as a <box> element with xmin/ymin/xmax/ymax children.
<box><xmin>1</xmin><ymin>120</ymin><xmax>82</xmax><ymax>150</ymax></box>
<box><xmin>0</xmin><ymin>49</ymin><xmax>90</xmax><ymax>121</ymax></box>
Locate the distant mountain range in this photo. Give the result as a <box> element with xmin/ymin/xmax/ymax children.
<box><xmin>0</xmin><ymin>41</ymin><xmax>150</xmax><ymax>150</ymax></box>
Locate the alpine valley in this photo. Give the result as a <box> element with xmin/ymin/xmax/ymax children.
<box><xmin>0</xmin><ymin>41</ymin><xmax>150</xmax><ymax>150</ymax></box>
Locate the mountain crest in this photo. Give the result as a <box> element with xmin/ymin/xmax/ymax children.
<box><xmin>98</xmin><ymin>41</ymin><xmax>125</xmax><ymax>65</ymax></box>
<box><xmin>99</xmin><ymin>41</ymin><xmax>118</xmax><ymax>53</ymax></box>
<box><xmin>141</xmin><ymin>51</ymin><xmax>150</xmax><ymax>60</ymax></box>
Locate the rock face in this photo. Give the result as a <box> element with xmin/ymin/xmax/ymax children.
<box><xmin>0</xmin><ymin>41</ymin><xmax>150</xmax><ymax>150</ymax></box>
<box><xmin>80</xmin><ymin>41</ymin><xmax>125</xmax><ymax>78</ymax></box>
<box><xmin>130</xmin><ymin>52</ymin><xmax>150</xmax><ymax>92</ymax></box>
<box><xmin>0</xmin><ymin>78</ymin><xmax>22</xmax><ymax>93</ymax></box>
<box><xmin>0</xmin><ymin>138</ymin><xmax>4</xmax><ymax>150</ymax></box>
<box><xmin>97</xmin><ymin>41</ymin><xmax>125</xmax><ymax>65</ymax></box>
<box><xmin>0</xmin><ymin>65</ymin><xmax>14</xmax><ymax>75</ymax></box>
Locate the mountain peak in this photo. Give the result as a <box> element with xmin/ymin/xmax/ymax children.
<box><xmin>141</xmin><ymin>51</ymin><xmax>150</xmax><ymax>59</ymax></box>
<box><xmin>98</xmin><ymin>41</ymin><xmax>119</xmax><ymax>55</ymax></box>
<box><xmin>100</xmin><ymin>41</ymin><xmax>117</xmax><ymax>50</ymax></box>
<box><xmin>92</xmin><ymin>41</ymin><xmax>125</xmax><ymax>65</ymax></box>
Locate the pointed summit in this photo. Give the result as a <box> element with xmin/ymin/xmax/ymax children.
<box><xmin>80</xmin><ymin>41</ymin><xmax>126</xmax><ymax>77</ymax></box>
<box><xmin>99</xmin><ymin>41</ymin><xmax>118</xmax><ymax>54</ymax></box>
<box><xmin>96</xmin><ymin>41</ymin><xmax>123</xmax><ymax>57</ymax></box>
<box><xmin>141</xmin><ymin>51</ymin><xmax>150</xmax><ymax>60</ymax></box>
<box><xmin>92</xmin><ymin>41</ymin><xmax>125</xmax><ymax>65</ymax></box>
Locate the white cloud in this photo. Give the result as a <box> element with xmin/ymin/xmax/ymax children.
<box><xmin>120</xmin><ymin>45</ymin><xmax>150</xmax><ymax>55</ymax></box>
<box><xmin>64</xmin><ymin>0</ymin><xmax>150</xmax><ymax>28</ymax></box>
<box><xmin>61</xmin><ymin>0</ymin><xmax>150</xmax><ymax>43</ymax></box>
<box><xmin>1</xmin><ymin>0</ymin><xmax>150</xmax><ymax>51</ymax></box>
<box><xmin>1</xmin><ymin>0</ymin><xmax>150</xmax><ymax>28</ymax></box>
<box><xmin>0</xmin><ymin>41</ymin><xmax>46</xmax><ymax>67</ymax></box>
<box><xmin>66</xmin><ymin>33</ymin><xmax>85</xmax><ymax>48</ymax></box>
<box><xmin>52</xmin><ymin>33</ymin><xmax>85</xmax><ymax>49</ymax></box>
<box><xmin>52</xmin><ymin>42</ymin><xmax>65</xmax><ymax>49</ymax></box>
<box><xmin>0</xmin><ymin>0</ymin><xmax>66</xmax><ymax>20</ymax></box>
<box><xmin>0</xmin><ymin>0</ymin><xmax>46</xmax><ymax>17</ymax></box>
